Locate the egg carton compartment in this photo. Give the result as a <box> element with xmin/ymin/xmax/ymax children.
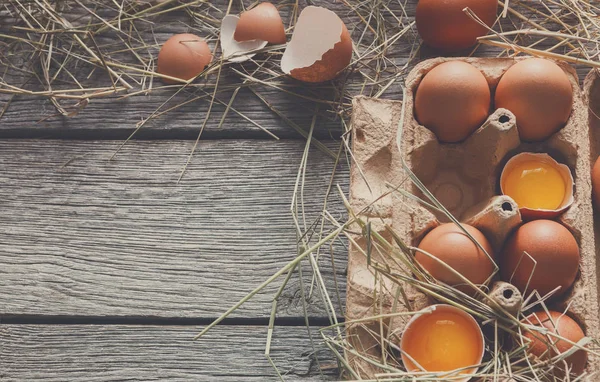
<box><xmin>347</xmin><ymin>58</ymin><xmax>599</xmax><ymax>378</ymax></box>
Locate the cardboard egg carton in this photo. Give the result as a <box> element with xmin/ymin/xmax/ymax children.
<box><xmin>347</xmin><ymin>58</ymin><xmax>600</xmax><ymax>378</ymax></box>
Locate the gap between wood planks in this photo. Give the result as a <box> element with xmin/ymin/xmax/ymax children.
<box><xmin>0</xmin><ymin>127</ymin><xmax>342</xmax><ymax>141</ymax></box>
<box><xmin>0</xmin><ymin>315</ymin><xmax>343</xmax><ymax>326</ymax></box>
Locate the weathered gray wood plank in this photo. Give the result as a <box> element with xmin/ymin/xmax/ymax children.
<box><xmin>0</xmin><ymin>139</ymin><xmax>348</xmax><ymax>318</ymax></box>
<box><xmin>0</xmin><ymin>325</ymin><xmax>339</xmax><ymax>381</ymax></box>
<box><xmin>0</xmin><ymin>86</ymin><xmax>345</xmax><ymax>140</ymax></box>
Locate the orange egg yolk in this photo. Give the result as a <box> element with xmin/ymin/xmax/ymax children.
<box><xmin>503</xmin><ymin>160</ymin><xmax>565</xmax><ymax>210</ymax></box>
<box><xmin>403</xmin><ymin>310</ymin><xmax>482</xmax><ymax>374</ymax></box>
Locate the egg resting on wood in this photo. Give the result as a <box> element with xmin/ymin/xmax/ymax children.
<box><xmin>234</xmin><ymin>2</ymin><xmax>286</xmax><ymax>44</ymax></box>
<box><xmin>416</xmin><ymin>0</ymin><xmax>498</xmax><ymax>52</ymax></box>
<box><xmin>157</xmin><ymin>33</ymin><xmax>212</xmax><ymax>84</ymax></box>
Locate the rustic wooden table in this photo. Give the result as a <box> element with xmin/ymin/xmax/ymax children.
<box><xmin>0</xmin><ymin>0</ymin><xmax>591</xmax><ymax>380</ymax></box>
<box><xmin>1</xmin><ymin>1</ymin><xmax>347</xmax><ymax>380</ymax></box>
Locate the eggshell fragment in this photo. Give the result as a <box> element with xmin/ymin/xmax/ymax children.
<box><xmin>500</xmin><ymin>152</ymin><xmax>574</xmax><ymax>220</ymax></box>
<box><xmin>281</xmin><ymin>6</ymin><xmax>352</xmax><ymax>83</ymax></box>
<box><xmin>157</xmin><ymin>33</ymin><xmax>212</xmax><ymax>84</ymax></box>
<box><xmin>522</xmin><ymin>311</ymin><xmax>587</xmax><ymax>377</ymax></box>
<box><xmin>220</xmin><ymin>15</ymin><xmax>268</xmax><ymax>63</ymax></box>
<box><xmin>416</xmin><ymin>223</ymin><xmax>495</xmax><ymax>294</ymax></box>
<box><xmin>234</xmin><ymin>2</ymin><xmax>286</xmax><ymax>44</ymax></box>
<box><xmin>501</xmin><ymin>220</ymin><xmax>579</xmax><ymax>299</ymax></box>
<box><xmin>495</xmin><ymin>58</ymin><xmax>573</xmax><ymax>142</ymax></box>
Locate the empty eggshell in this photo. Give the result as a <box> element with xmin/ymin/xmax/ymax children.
<box><xmin>281</xmin><ymin>6</ymin><xmax>352</xmax><ymax>83</ymax></box>
<box><xmin>221</xmin><ymin>15</ymin><xmax>268</xmax><ymax>63</ymax></box>
<box><xmin>157</xmin><ymin>33</ymin><xmax>212</xmax><ymax>84</ymax></box>
<box><xmin>234</xmin><ymin>2</ymin><xmax>286</xmax><ymax>44</ymax></box>
<box><xmin>500</xmin><ymin>152</ymin><xmax>574</xmax><ymax>220</ymax></box>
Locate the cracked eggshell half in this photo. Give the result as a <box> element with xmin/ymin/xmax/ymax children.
<box><xmin>281</xmin><ymin>6</ymin><xmax>352</xmax><ymax>83</ymax></box>
<box><xmin>234</xmin><ymin>2</ymin><xmax>286</xmax><ymax>44</ymax></box>
<box><xmin>220</xmin><ymin>15</ymin><xmax>268</xmax><ymax>63</ymax></box>
<box><xmin>500</xmin><ymin>152</ymin><xmax>574</xmax><ymax>220</ymax></box>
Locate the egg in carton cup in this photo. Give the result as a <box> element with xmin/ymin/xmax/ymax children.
<box><xmin>347</xmin><ymin>57</ymin><xmax>599</xmax><ymax>379</ymax></box>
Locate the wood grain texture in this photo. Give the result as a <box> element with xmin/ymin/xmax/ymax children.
<box><xmin>0</xmin><ymin>140</ymin><xmax>348</xmax><ymax>318</ymax></box>
<box><xmin>0</xmin><ymin>325</ymin><xmax>338</xmax><ymax>381</ymax></box>
<box><xmin>0</xmin><ymin>86</ymin><xmax>344</xmax><ymax>140</ymax></box>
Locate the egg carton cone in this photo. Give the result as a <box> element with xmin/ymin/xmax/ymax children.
<box><xmin>347</xmin><ymin>58</ymin><xmax>600</xmax><ymax>379</ymax></box>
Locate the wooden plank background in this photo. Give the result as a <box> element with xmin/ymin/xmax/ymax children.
<box><xmin>0</xmin><ymin>140</ymin><xmax>347</xmax><ymax>319</ymax></box>
<box><xmin>1</xmin><ymin>1</ymin><xmax>354</xmax><ymax>379</ymax></box>
<box><xmin>0</xmin><ymin>0</ymin><xmax>595</xmax><ymax>380</ymax></box>
<box><xmin>1</xmin><ymin>325</ymin><xmax>338</xmax><ymax>381</ymax></box>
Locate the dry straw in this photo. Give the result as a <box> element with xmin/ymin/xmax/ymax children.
<box><xmin>2</xmin><ymin>0</ymin><xmax>599</xmax><ymax>380</ymax></box>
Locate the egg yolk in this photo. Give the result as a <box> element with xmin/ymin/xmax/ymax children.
<box><xmin>402</xmin><ymin>310</ymin><xmax>482</xmax><ymax>374</ymax></box>
<box><xmin>503</xmin><ymin>160</ymin><xmax>565</xmax><ymax>210</ymax></box>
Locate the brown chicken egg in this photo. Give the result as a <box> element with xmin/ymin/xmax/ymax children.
<box><xmin>234</xmin><ymin>2</ymin><xmax>286</xmax><ymax>44</ymax></box>
<box><xmin>416</xmin><ymin>223</ymin><xmax>495</xmax><ymax>294</ymax></box>
<box><xmin>522</xmin><ymin>310</ymin><xmax>587</xmax><ymax>376</ymax></box>
<box><xmin>501</xmin><ymin>220</ymin><xmax>579</xmax><ymax>299</ymax></box>
<box><xmin>415</xmin><ymin>61</ymin><xmax>491</xmax><ymax>143</ymax></box>
<box><xmin>592</xmin><ymin>156</ymin><xmax>600</xmax><ymax>211</ymax></box>
<box><xmin>495</xmin><ymin>58</ymin><xmax>573</xmax><ymax>142</ymax></box>
<box><xmin>157</xmin><ymin>33</ymin><xmax>212</xmax><ymax>84</ymax></box>
<box><xmin>416</xmin><ymin>0</ymin><xmax>498</xmax><ymax>52</ymax></box>
<box><xmin>281</xmin><ymin>6</ymin><xmax>352</xmax><ymax>83</ymax></box>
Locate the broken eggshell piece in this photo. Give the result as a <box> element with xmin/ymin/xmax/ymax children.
<box><xmin>281</xmin><ymin>6</ymin><xmax>352</xmax><ymax>83</ymax></box>
<box><xmin>234</xmin><ymin>2</ymin><xmax>286</xmax><ymax>44</ymax></box>
<box><xmin>500</xmin><ymin>152</ymin><xmax>574</xmax><ymax>220</ymax></box>
<box><xmin>220</xmin><ymin>15</ymin><xmax>268</xmax><ymax>63</ymax></box>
